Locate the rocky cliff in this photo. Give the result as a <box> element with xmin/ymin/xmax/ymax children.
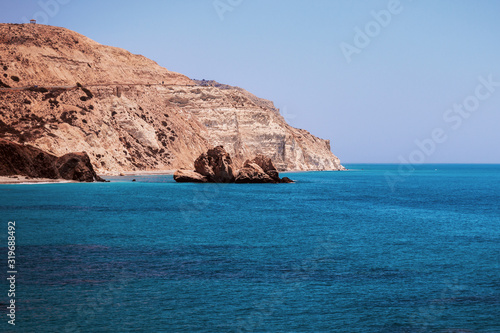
<box><xmin>0</xmin><ymin>138</ymin><xmax>103</xmax><ymax>182</ymax></box>
<box><xmin>0</xmin><ymin>23</ymin><xmax>344</xmax><ymax>174</ymax></box>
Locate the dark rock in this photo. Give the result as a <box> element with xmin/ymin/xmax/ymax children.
<box><xmin>244</xmin><ymin>155</ymin><xmax>281</xmax><ymax>182</ymax></box>
<box><xmin>173</xmin><ymin>169</ymin><xmax>208</xmax><ymax>183</ymax></box>
<box><xmin>194</xmin><ymin>145</ymin><xmax>235</xmax><ymax>183</ymax></box>
<box><xmin>193</xmin><ymin>153</ymin><xmax>214</xmax><ymax>179</ymax></box>
<box><xmin>56</xmin><ymin>152</ymin><xmax>105</xmax><ymax>182</ymax></box>
<box><xmin>175</xmin><ymin>146</ymin><xmax>293</xmax><ymax>184</ymax></box>
<box><xmin>0</xmin><ymin>138</ymin><xmax>104</xmax><ymax>182</ymax></box>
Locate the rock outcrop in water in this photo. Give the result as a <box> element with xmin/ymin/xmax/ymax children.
<box><xmin>194</xmin><ymin>146</ymin><xmax>236</xmax><ymax>183</ymax></box>
<box><xmin>173</xmin><ymin>170</ymin><xmax>208</xmax><ymax>183</ymax></box>
<box><xmin>174</xmin><ymin>146</ymin><xmax>293</xmax><ymax>184</ymax></box>
<box><xmin>235</xmin><ymin>155</ymin><xmax>293</xmax><ymax>183</ymax></box>
<box><xmin>0</xmin><ymin>138</ymin><xmax>104</xmax><ymax>182</ymax></box>
<box><xmin>0</xmin><ymin>24</ymin><xmax>344</xmax><ymax>174</ymax></box>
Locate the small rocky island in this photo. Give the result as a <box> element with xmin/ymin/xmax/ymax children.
<box><xmin>174</xmin><ymin>146</ymin><xmax>293</xmax><ymax>184</ymax></box>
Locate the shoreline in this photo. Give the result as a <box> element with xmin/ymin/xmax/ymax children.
<box><xmin>99</xmin><ymin>170</ymin><xmax>176</xmax><ymax>177</ymax></box>
<box><xmin>0</xmin><ymin>176</ymin><xmax>76</xmax><ymax>184</ymax></box>
<box><xmin>0</xmin><ymin>170</ymin><xmax>178</xmax><ymax>184</ymax></box>
<box><xmin>0</xmin><ymin>169</ymin><xmax>344</xmax><ymax>184</ymax></box>
<box><xmin>120</xmin><ymin>170</ymin><xmax>176</xmax><ymax>176</ymax></box>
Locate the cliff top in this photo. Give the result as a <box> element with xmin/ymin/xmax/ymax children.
<box><xmin>0</xmin><ymin>23</ymin><xmax>193</xmax><ymax>87</ymax></box>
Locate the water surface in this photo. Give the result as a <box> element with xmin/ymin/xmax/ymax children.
<box><xmin>0</xmin><ymin>164</ymin><xmax>498</xmax><ymax>332</ymax></box>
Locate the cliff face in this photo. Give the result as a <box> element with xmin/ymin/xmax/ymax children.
<box><xmin>0</xmin><ymin>138</ymin><xmax>103</xmax><ymax>182</ymax></box>
<box><xmin>0</xmin><ymin>24</ymin><xmax>344</xmax><ymax>174</ymax></box>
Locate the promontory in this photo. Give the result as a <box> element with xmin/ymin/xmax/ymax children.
<box><xmin>0</xmin><ymin>23</ymin><xmax>344</xmax><ymax>175</ymax></box>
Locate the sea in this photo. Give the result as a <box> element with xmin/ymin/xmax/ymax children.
<box><xmin>0</xmin><ymin>164</ymin><xmax>498</xmax><ymax>333</ymax></box>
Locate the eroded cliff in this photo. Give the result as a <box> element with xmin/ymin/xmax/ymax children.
<box><xmin>0</xmin><ymin>23</ymin><xmax>344</xmax><ymax>174</ymax></box>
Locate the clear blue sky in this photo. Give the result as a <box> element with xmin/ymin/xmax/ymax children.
<box><xmin>1</xmin><ymin>0</ymin><xmax>499</xmax><ymax>163</ymax></box>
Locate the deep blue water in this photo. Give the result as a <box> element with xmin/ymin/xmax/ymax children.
<box><xmin>0</xmin><ymin>164</ymin><xmax>499</xmax><ymax>332</ymax></box>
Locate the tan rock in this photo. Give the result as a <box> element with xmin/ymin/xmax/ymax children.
<box><xmin>0</xmin><ymin>24</ymin><xmax>192</xmax><ymax>88</ymax></box>
<box><xmin>235</xmin><ymin>165</ymin><xmax>274</xmax><ymax>183</ymax></box>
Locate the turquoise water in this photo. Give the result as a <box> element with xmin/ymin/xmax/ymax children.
<box><xmin>0</xmin><ymin>164</ymin><xmax>499</xmax><ymax>332</ymax></box>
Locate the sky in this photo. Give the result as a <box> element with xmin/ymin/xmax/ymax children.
<box><xmin>1</xmin><ymin>0</ymin><xmax>499</xmax><ymax>163</ymax></box>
